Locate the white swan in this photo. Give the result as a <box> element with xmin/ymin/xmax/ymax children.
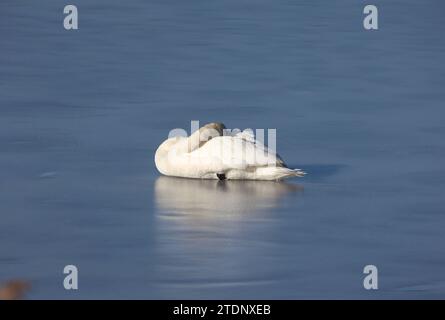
<box><xmin>154</xmin><ymin>122</ymin><xmax>306</xmax><ymax>181</ymax></box>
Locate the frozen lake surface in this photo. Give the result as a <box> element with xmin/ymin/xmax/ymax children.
<box><xmin>1</xmin><ymin>0</ymin><xmax>445</xmax><ymax>298</ymax></box>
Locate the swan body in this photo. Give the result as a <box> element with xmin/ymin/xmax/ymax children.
<box><xmin>154</xmin><ymin>123</ymin><xmax>305</xmax><ymax>181</ymax></box>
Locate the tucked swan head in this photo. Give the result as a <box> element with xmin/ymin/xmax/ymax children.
<box><xmin>155</xmin><ymin>123</ymin><xmax>226</xmax><ymax>176</ymax></box>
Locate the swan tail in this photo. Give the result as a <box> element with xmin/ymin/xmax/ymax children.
<box><xmin>255</xmin><ymin>166</ymin><xmax>306</xmax><ymax>180</ymax></box>
<box><xmin>278</xmin><ymin>167</ymin><xmax>306</xmax><ymax>179</ymax></box>
<box><xmin>289</xmin><ymin>168</ymin><xmax>307</xmax><ymax>177</ymax></box>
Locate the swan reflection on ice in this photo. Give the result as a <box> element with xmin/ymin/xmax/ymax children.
<box><xmin>154</xmin><ymin>176</ymin><xmax>303</xmax><ymax>219</ymax></box>
<box><xmin>152</xmin><ymin>177</ymin><xmax>304</xmax><ymax>295</ymax></box>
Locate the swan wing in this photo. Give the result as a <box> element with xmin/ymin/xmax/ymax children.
<box><xmin>189</xmin><ymin>135</ymin><xmax>282</xmax><ymax>172</ymax></box>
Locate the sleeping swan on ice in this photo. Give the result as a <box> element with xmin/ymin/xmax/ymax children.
<box><xmin>154</xmin><ymin>122</ymin><xmax>305</xmax><ymax>181</ymax></box>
